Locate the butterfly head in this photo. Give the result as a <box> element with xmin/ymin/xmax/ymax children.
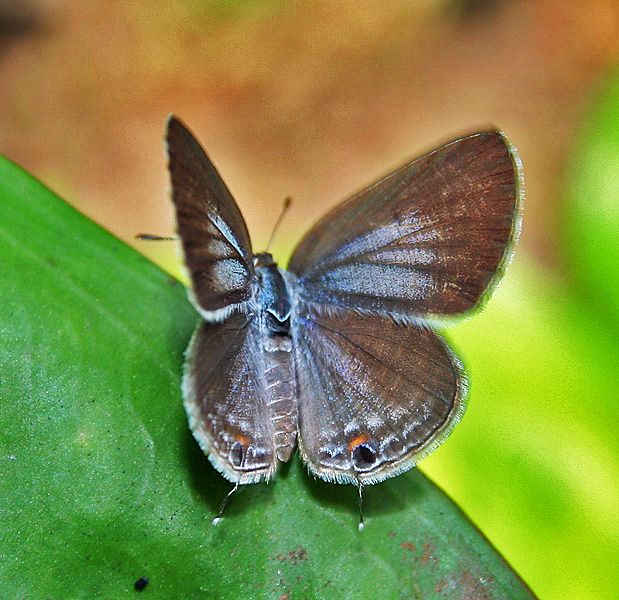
<box><xmin>253</xmin><ymin>252</ymin><xmax>276</xmax><ymax>268</ymax></box>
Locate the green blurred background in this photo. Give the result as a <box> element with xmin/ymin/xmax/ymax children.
<box><xmin>1</xmin><ymin>1</ymin><xmax>617</xmax><ymax>598</ymax></box>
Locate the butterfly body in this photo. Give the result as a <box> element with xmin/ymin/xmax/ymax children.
<box><xmin>252</xmin><ymin>254</ymin><xmax>298</xmax><ymax>464</ymax></box>
<box><xmin>167</xmin><ymin>116</ymin><xmax>522</xmax><ymax>487</ymax></box>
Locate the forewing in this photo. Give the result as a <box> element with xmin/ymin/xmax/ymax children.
<box><xmin>183</xmin><ymin>313</ymin><xmax>277</xmax><ymax>484</ymax></box>
<box><xmin>167</xmin><ymin>116</ymin><xmax>255</xmax><ymax>318</ymax></box>
<box><xmin>292</xmin><ymin>304</ymin><xmax>466</xmax><ymax>484</ymax></box>
<box><xmin>289</xmin><ymin>131</ymin><xmax>521</xmax><ymax>319</ymax></box>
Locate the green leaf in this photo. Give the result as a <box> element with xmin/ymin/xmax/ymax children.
<box><xmin>423</xmin><ymin>257</ymin><xmax>619</xmax><ymax>600</ymax></box>
<box><xmin>0</xmin><ymin>157</ymin><xmax>533</xmax><ymax>598</ymax></box>
<box><xmin>564</xmin><ymin>67</ymin><xmax>619</xmax><ymax>330</ymax></box>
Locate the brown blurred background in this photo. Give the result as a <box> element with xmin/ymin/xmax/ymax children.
<box><xmin>1</xmin><ymin>0</ymin><xmax>616</xmax><ymax>272</ymax></box>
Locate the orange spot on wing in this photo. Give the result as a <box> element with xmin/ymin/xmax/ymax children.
<box><xmin>347</xmin><ymin>434</ymin><xmax>369</xmax><ymax>452</ymax></box>
<box><xmin>235</xmin><ymin>434</ymin><xmax>250</xmax><ymax>446</ymax></box>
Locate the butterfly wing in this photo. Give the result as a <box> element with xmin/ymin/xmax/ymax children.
<box><xmin>291</xmin><ymin>304</ymin><xmax>465</xmax><ymax>484</ymax></box>
<box><xmin>288</xmin><ymin>131</ymin><xmax>522</xmax><ymax>320</ymax></box>
<box><xmin>289</xmin><ymin>131</ymin><xmax>519</xmax><ymax>483</ymax></box>
<box><xmin>183</xmin><ymin>313</ymin><xmax>284</xmax><ymax>484</ymax></box>
<box><xmin>166</xmin><ymin>116</ymin><xmax>255</xmax><ymax>320</ymax></box>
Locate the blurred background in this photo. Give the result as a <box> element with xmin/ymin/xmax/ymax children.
<box><xmin>1</xmin><ymin>1</ymin><xmax>617</xmax><ymax>597</ymax></box>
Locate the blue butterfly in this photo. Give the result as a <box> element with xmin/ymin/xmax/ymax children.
<box><xmin>166</xmin><ymin>116</ymin><xmax>522</xmax><ymax>490</ymax></box>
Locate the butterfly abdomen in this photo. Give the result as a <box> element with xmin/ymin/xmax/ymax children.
<box><xmin>262</xmin><ymin>333</ymin><xmax>297</xmax><ymax>462</ymax></box>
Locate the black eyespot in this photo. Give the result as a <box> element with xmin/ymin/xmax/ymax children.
<box><xmin>229</xmin><ymin>441</ymin><xmax>245</xmax><ymax>467</ymax></box>
<box><xmin>351</xmin><ymin>443</ymin><xmax>378</xmax><ymax>470</ymax></box>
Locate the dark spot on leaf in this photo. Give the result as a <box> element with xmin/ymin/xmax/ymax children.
<box><xmin>274</xmin><ymin>546</ymin><xmax>308</xmax><ymax>565</ymax></box>
<box><xmin>437</xmin><ymin>569</ymin><xmax>496</xmax><ymax>599</ymax></box>
<box><xmin>458</xmin><ymin>570</ymin><xmax>495</xmax><ymax>599</ymax></box>
<box><xmin>421</xmin><ymin>541</ymin><xmax>436</xmax><ymax>565</ymax></box>
<box><xmin>401</xmin><ymin>541</ymin><xmax>416</xmax><ymax>553</ymax></box>
<box><xmin>279</xmin><ymin>594</ymin><xmax>290</xmax><ymax>600</ymax></box>
<box><xmin>387</xmin><ymin>530</ymin><xmax>396</xmax><ymax>538</ymax></box>
<box><xmin>134</xmin><ymin>577</ymin><xmax>149</xmax><ymax>591</ymax></box>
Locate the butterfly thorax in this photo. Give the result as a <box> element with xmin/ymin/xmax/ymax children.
<box><xmin>254</xmin><ymin>252</ymin><xmax>291</xmax><ymax>335</ymax></box>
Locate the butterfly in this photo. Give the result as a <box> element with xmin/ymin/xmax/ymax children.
<box><xmin>165</xmin><ymin>115</ymin><xmax>522</xmax><ymax>489</ymax></box>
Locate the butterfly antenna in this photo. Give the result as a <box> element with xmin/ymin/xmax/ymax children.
<box><xmin>212</xmin><ymin>482</ymin><xmax>240</xmax><ymax>526</ymax></box>
<box><xmin>135</xmin><ymin>233</ymin><xmax>178</xmax><ymax>241</ymax></box>
<box><xmin>265</xmin><ymin>196</ymin><xmax>292</xmax><ymax>252</ymax></box>
<box><xmin>357</xmin><ymin>481</ymin><xmax>365</xmax><ymax>531</ymax></box>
